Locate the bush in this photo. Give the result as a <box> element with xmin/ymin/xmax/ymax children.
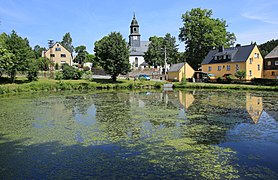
<box><xmin>55</xmin><ymin>63</ymin><xmax>59</xmax><ymax>70</ymax></box>
<box><xmin>251</xmin><ymin>78</ymin><xmax>278</xmax><ymax>86</ymax></box>
<box><xmin>83</xmin><ymin>66</ymin><xmax>90</xmax><ymax>71</ymax></box>
<box><xmin>83</xmin><ymin>71</ymin><xmax>93</xmax><ymax>81</ymax></box>
<box><xmin>181</xmin><ymin>77</ymin><xmax>187</xmax><ymax>84</ymax></box>
<box><xmin>55</xmin><ymin>71</ymin><xmax>63</xmax><ymax>80</ymax></box>
<box><xmin>235</xmin><ymin>70</ymin><xmax>246</xmax><ymax>80</ymax></box>
<box><xmin>27</xmin><ymin>61</ymin><xmax>39</xmax><ymax>81</ymax></box>
<box><xmin>62</xmin><ymin>64</ymin><xmax>84</xmax><ymax>80</ymax></box>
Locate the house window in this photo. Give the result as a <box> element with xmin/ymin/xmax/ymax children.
<box><xmin>267</xmin><ymin>61</ymin><xmax>271</xmax><ymax>66</ymax></box>
<box><xmin>55</xmin><ymin>48</ymin><xmax>61</xmax><ymax>51</ymax></box>
<box><xmin>254</xmin><ymin>53</ymin><xmax>259</xmax><ymax>58</ymax></box>
<box><xmin>50</xmin><ymin>54</ymin><xmax>55</xmax><ymax>57</ymax></box>
<box><xmin>135</xmin><ymin>57</ymin><xmax>138</xmax><ymax>67</ymax></box>
<box><xmin>258</xmin><ymin>64</ymin><xmax>260</xmax><ymax>70</ymax></box>
<box><xmin>275</xmin><ymin>61</ymin><xmax>278</xmax><ymax>66</ymax></box>
<box><xmin>236</xmin><ymin>64</ymin><xmax>239</xmax><ymax>71</ymax></box>
<box><xmin>249</xmin><ymin>70</ymin><xmax>252</xmax><ymax>76</ymax></box>
<box><xmin>272</xmin><ymin>71</ymin><xmax>275</xmax><ymax>76</ymax></box>
<box><xmin>227</xmin><ymin>65</ymin><xmax>231</xmax><ymax>71</ymax></box>
<box><xmin>60</xmin><ymin>54</ymin><xmax>66</xmax><ymax>58</ymax></box>
<box><xmin>208</xmin><ymin>66</ymin><xmax>212</xmax><ymax>71</ymax></box>
<box><xmin>217</xmin><ymin>66</ymin><xmax>221</xmax><ymax>71</ymax></box>
<box><xmin>249</xmin><ymin>58</ymin><xmax>253</xmax><ymax>64</ymax></box>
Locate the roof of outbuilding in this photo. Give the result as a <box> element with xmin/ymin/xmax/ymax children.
<box><xmin>202</xmin><ymin>44</ymin><xmax>256</xmax><ymax>65</ymax></box>
<box><xmin>265</xmin><ymin>45</ymin><xmax>278</xmax><ymax>59</ymax></box>
<box><xmin>168</xmin><ymin>63</ymin><xmax>185</xmax><ymax>72</ymax></box>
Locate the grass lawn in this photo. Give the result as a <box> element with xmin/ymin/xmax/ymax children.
<box><xmin>0</xmin><ymin>76</ymin><xmax>277</xmax><ymax>95</ymax></box>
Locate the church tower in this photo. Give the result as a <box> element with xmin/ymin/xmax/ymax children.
<box><xmin>129</xmin><ymin>13</ymin><xmax>141</xmax><ymax>47</ymax></box>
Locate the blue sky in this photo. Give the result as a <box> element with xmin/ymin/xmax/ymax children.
<box><xmin>0</xmin><ymin>0</ymin><xmax>277</xmax><ymax>53</ymax></box>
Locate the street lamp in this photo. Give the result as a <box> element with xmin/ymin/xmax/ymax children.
<box><xmin>48</xmin><ymin>39</ymin><xmax>54</xmax><ymax>79</ymax></box>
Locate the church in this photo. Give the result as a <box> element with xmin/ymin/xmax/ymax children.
<box><xmin>128</xmin><ymin>14</ymin><xmax>150</xmax><ymax>69</ymax></box>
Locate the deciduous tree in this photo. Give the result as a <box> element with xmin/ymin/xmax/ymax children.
<box><xmin>2</xmin><ymin>30</ymin><xmax>35</xmax><ymax>82</ymax></box>
<box><xmin>144</xmin><ymin>33</ymin><xmax>179</xmax><ymax>67</ymax></box>
<box><xmin>179</xmin><ymin>8</ymin><xmax>236</xmax><ymax>69</ymax></box>
<box><xmin>74</xmin><ymin>45</ymin><xmax>88</xmax><ymax>64</ymax></box>
<box><xmin>94</xmin><ymin>32</ymin><xmax>130</xmax><ymax>81</ymax></box>
<box><xmin>61</xmin><ymin>32</ymin><xmax>74</xmax><ymax>54</ymax></box>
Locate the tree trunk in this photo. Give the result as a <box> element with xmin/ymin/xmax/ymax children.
<box><xmin>10</xmin><ymin>69</ymin><xmax>16</xmax><ymax>83</ymax></box>
<box><xmin>111</xmin><ymin>74</ymin><xmax>117</xmax><ymax>82</ymax></box>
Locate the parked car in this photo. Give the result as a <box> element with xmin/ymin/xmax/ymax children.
<box><xmin>207</xmin><ymin>73</ymin><xmax>216</xmax><ymax>80</ymax></box>
<box><xmin>202</xmin><ymin>73</ymin><xmax>216</xmax><ymax>82</ymax></box>
<box><xmin>138</xmin><ymin>74</ymin><xmax>151</xmax><ymax>81</ymax></box>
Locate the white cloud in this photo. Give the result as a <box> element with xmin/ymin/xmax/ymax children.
<box><xmin>242</xmin><ymin>13</ymin><xmax>278</xmax><ymax>25</ymax></box>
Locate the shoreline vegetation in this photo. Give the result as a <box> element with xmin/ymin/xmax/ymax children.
<box><xmin>0</xmin><ymin>77</ymin><xmax>277</xmax><ymax>95</ymax></box>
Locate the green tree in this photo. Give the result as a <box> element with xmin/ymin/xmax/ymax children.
<box><xmin>74</xmin><ymin>45</ymin><xmax>89</xmax><ymax>64</ymax></box>
<box><xmin>179</xmin><ymin>8</ymin><xmax>236</xmax><ymax>69</ymax></box>
<box><xmin>33</xmin><ymin>45</ymin><xmax>46</xmax><ymax>59</ymax></box>
<box><xmin>94</xmin><ymin>32</ymin><xmax>131</xmax><ymax>81</ymax></box>
<box><xmin>0</xmin><ymin>33</ymin><xmax>8</xmax><ymax>47</ymax></box>
<box><xmin>26</xmin><ymin>59</ymin><xmax>39</xmax><ymax>81</ymax></box>
<box><xmin>85</xmin><ymin>54</ymin><xmax>95</xmax><ymax>63</ymax></box>
<box><xmin>163</xmin><ymin>33</ymin><xmax>179</xmax><ymax>64</ymax></box>
<box><xmin>144</xmin><ymin>36</ymin><xmax>164</xmax><ymax>67</ymax></box>
<box><xmin>2</xmin><ymin>30</ymin><xmax>35</xmax><ymax>82</ymax></box>
<box><xmin>234</xmin><ymin>70</ymin><xmax>246</xmax><ymax>80</ymax></box>
<box><xmin>144</xmin><ymin>33</ymin><xmax>179</xmax><ymax>67</ymax></box>
<box><xmin>0</xmin><ymin>47</ymin><xmax>15</xmax><ymax>77</ymax></box>
<box><xmin>61</xmin><ymin>32</ymin><xmax>74</xmax><ymax>54</ymax></box>
<box><xmin>37</xmin><ymin>57</ymin><xmax>50</xmax><ymax>71</ymax></box>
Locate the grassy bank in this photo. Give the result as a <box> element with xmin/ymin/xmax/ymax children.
<box><xmin>0</xmin><ymin>78</ymin><xmax>164</xmax><ymax>95</ymax></box>
<box><xmin>1</xmin><ymin>77</ymin><xmax>278</xmax><ymax>95</ymax></box>
<box><xmin>174</xmin><ymin>82</ymin><xmax>278</xmax><ymax>91</ymax></box>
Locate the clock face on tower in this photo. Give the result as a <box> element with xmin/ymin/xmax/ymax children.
<box><xmin>133</xmin><ymin>36</ymin><xmax>137</xmax><ymax>40</ymax></box>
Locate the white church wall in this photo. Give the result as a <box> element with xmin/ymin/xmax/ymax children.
<box><xmin>129</xmin><ymin>56</ymin><xmax>145</xmax><ymax>69</ymax></box>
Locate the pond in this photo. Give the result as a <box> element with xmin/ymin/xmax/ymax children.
<box><xmin>0</xmin><ymin>90</ymin><xmax>277</xmax><ymax>179</ymax></box>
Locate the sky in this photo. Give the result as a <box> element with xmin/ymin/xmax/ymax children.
<box><xmin>0</xmin><ymin>0</ymin><xmax>277</xmax><ymax>53</ymax></box>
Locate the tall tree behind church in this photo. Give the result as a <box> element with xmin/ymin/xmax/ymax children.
<box><xmin>61</xmin><ymin>32</ymin><xmax>74</xmax><ymax>54</ymax></box>
<box><xmin>179</xmin><ymin>8</ymin><xmax>236</xmax><ymax>70</ymax></box>
<box><xmin>144</xmin><ymin>33</ymin><xmax>179</xmax><ymax>67</ymax></box>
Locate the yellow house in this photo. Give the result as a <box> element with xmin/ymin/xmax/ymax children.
<box><xmin>201</xmin><ymin>44</ymin><xmax>263</xmax><ymax>80</ymax></box>
<box><xmin>167</xmin><ymin>62</ymin><xmax>195</xmax><ymax>82</ymax></box>
<box><xmin>246</xmin><ymin>93</ymin><xmax>263</xmax><ymax>124</ymax></box>
<box><xmin>263</xmin><ymin>45</ymin><xmax>278</xmax><ymax>79</ymax></box>
<box><xmin>43</xmin><ymin>42</ymin><xmax>72</xmax><ymax>66</ymax></box>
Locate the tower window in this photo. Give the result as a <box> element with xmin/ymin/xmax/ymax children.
<box><xmin>134</xmin><ymin>27</ymin><xmax>136</xmax><ymax>32</ymax></box>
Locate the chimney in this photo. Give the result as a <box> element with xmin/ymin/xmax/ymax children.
<box><xmin>218</xmin><ymin>46</ymin><xmax>224</xmax><ymax>52</ymax></box>
<box><xmin>236</xmin><ymin>44</ymin><xmax>241</xmax><ymax>47</ymax></box>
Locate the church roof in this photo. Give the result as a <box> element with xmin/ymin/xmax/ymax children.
<box><xmin>130</xmin><ymin>41</ymin><xmax>150</xmax><ymax>56</ymax></box>
<box><xmin>130</xmin><ymin>13</ymin><xmax>139</xmax><ymax>26</ymax></box>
